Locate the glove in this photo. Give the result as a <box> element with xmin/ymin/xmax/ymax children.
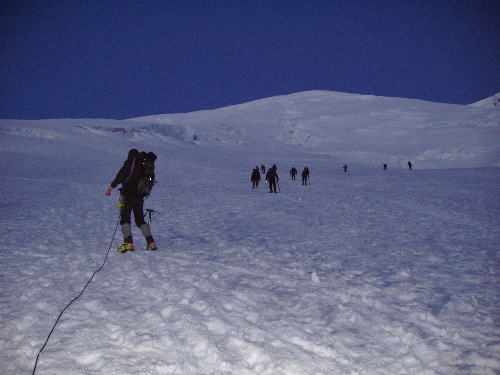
<box><xmin>105</xmin><ymin>186</ymin><xmax>113</xmax><ymax>196</ymax></box>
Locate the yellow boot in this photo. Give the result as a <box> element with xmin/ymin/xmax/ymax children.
<box><xmin>117</xmin><ymin>243</ymin><xmax>134</xmax><ymax>253</ymax></box>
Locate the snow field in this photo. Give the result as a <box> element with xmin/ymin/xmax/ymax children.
<box><xmin>0</xmin><ymin>91</ymin><xmax>499</xmax><ymax>374</ymax></box>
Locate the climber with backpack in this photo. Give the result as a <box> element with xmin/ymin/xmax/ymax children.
<box><xmin>105</xmin><ymin>149</ymin><xmax>158</xmax><ymax>252</ymax></box>
<box><xmin>265</xmin><ymin>164</ymin><xmax>279</xmax><ymax>193</ymax></box>
<box><xmin>301</xmin><ymin>167</ymin><xmax>310</xmax><ymax>185</ymax></box>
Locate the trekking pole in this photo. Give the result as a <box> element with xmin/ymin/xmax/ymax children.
<box><xmin>277</xmin><ymin>180</ymin><xmax>281</xmax><ymax>193</ymax></box>
<box><xmin>144</xmin><ymin>209</ymin><xmax>158</xmax><ymax>227</ymax></box>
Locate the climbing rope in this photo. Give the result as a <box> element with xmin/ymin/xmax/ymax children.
<box><xmin>32</xmin><ymin>215</ymin><xmax>121</xmax><ymax>374</ymax></box>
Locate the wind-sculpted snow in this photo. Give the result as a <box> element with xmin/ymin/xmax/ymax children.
<box><xmin>125</xmin><ymin>122</ymin><xmax>196</xmax><ymax>143</ymax></box>
<box><xmin>0</xmin><ymin>91</ymin><xmax>499</xmax><ymax>374</ymax></box>
<box><xmin>0</xmin><ymin>118</ymin><xmax>196</xmax><ymax>147</ymax></box>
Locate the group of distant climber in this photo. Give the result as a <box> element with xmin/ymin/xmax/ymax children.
<box><xmin>251</xmin><ymin>164</ymin><xmax>310</xmax><ymax>193</ymax></box>
<box><xmin>344</xmin><ymin>161</ymin><xmax>412</xmax><ymax>172</ymax></box>
<box><xmin>251</xmin><ymin>161</ymin><xmax>413</xmax><ymax>192</ymax></box>
<box><xmin>251</xmin><ymin>164</ymin><xmax>280</xmax><ymax>193</ymax></box>
<box><xmin>383</xmin><ymin>161</ymin><xmax>412</xmax><ymax>171</ymax></box>
<box><xmin>290</xmin><ymin>166</ymin><xmax>309</xmax><ymax>185</ymax></box>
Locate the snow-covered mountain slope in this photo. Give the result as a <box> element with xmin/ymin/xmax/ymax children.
<box><xmin>131</xmin><ymin>90</ymin><xmax>500</xmax><ymax>168</ymax></box>
<box><xmin>2</xmin><ymin>90</ymin><xmax>499</xmax><ymax>170</ymax></box>
<box><xmin>470</xmin><ymin>91</ymin><xmax>500</xmax><ymax>108</ymax></box>
<box><xmin>0</xmin><ymin>91</ymin><xmax>499</xmax><ymax>375</ymax></box>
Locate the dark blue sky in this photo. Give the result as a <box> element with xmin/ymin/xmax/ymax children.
<box><xmin>1</xmin><ymin>0</ymin><xmax>499</xmax><ymax>120</ymax></box>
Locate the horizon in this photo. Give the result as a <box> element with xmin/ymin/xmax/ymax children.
<box><xmin>1</xmin><ymin>89</ymin><xmax>498</xmax><ymax>122</ymax></box>
<box><xmin>2</xmin><ymin>89</ymin><xmax>498</xmax><ymax>170</ymax></box>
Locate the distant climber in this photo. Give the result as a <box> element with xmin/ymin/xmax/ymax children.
<box><xmin>251</xmin><ymin>166</ymin><xmax>261</xmax><ymax>189</ymax></box>
<box><xmin>302</xmin><ymin>167</ymin><xmax>310</xmax><ymax>185</ymax></box>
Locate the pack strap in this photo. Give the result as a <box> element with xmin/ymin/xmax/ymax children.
<box><xmin>121</xmin><ymin>157</ymin><xmax>136</xmax><ymax>190</ymax></box>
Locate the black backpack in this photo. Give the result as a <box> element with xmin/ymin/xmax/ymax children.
<box><xmin>128</xmin><ymin>151</ymin><xmax>157</xmax><ymax>197</ymax></box>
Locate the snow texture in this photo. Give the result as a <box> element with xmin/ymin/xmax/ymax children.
<box><xmin>1</xmin><ymin>91</ymin><xmax>499</xmax><ymax>374</ymax></box>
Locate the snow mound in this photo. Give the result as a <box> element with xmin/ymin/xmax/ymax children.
<box><xmin>470</xmin><ymin>92</ymin><xmax>500</xmax><ymax>108</ymax></box>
